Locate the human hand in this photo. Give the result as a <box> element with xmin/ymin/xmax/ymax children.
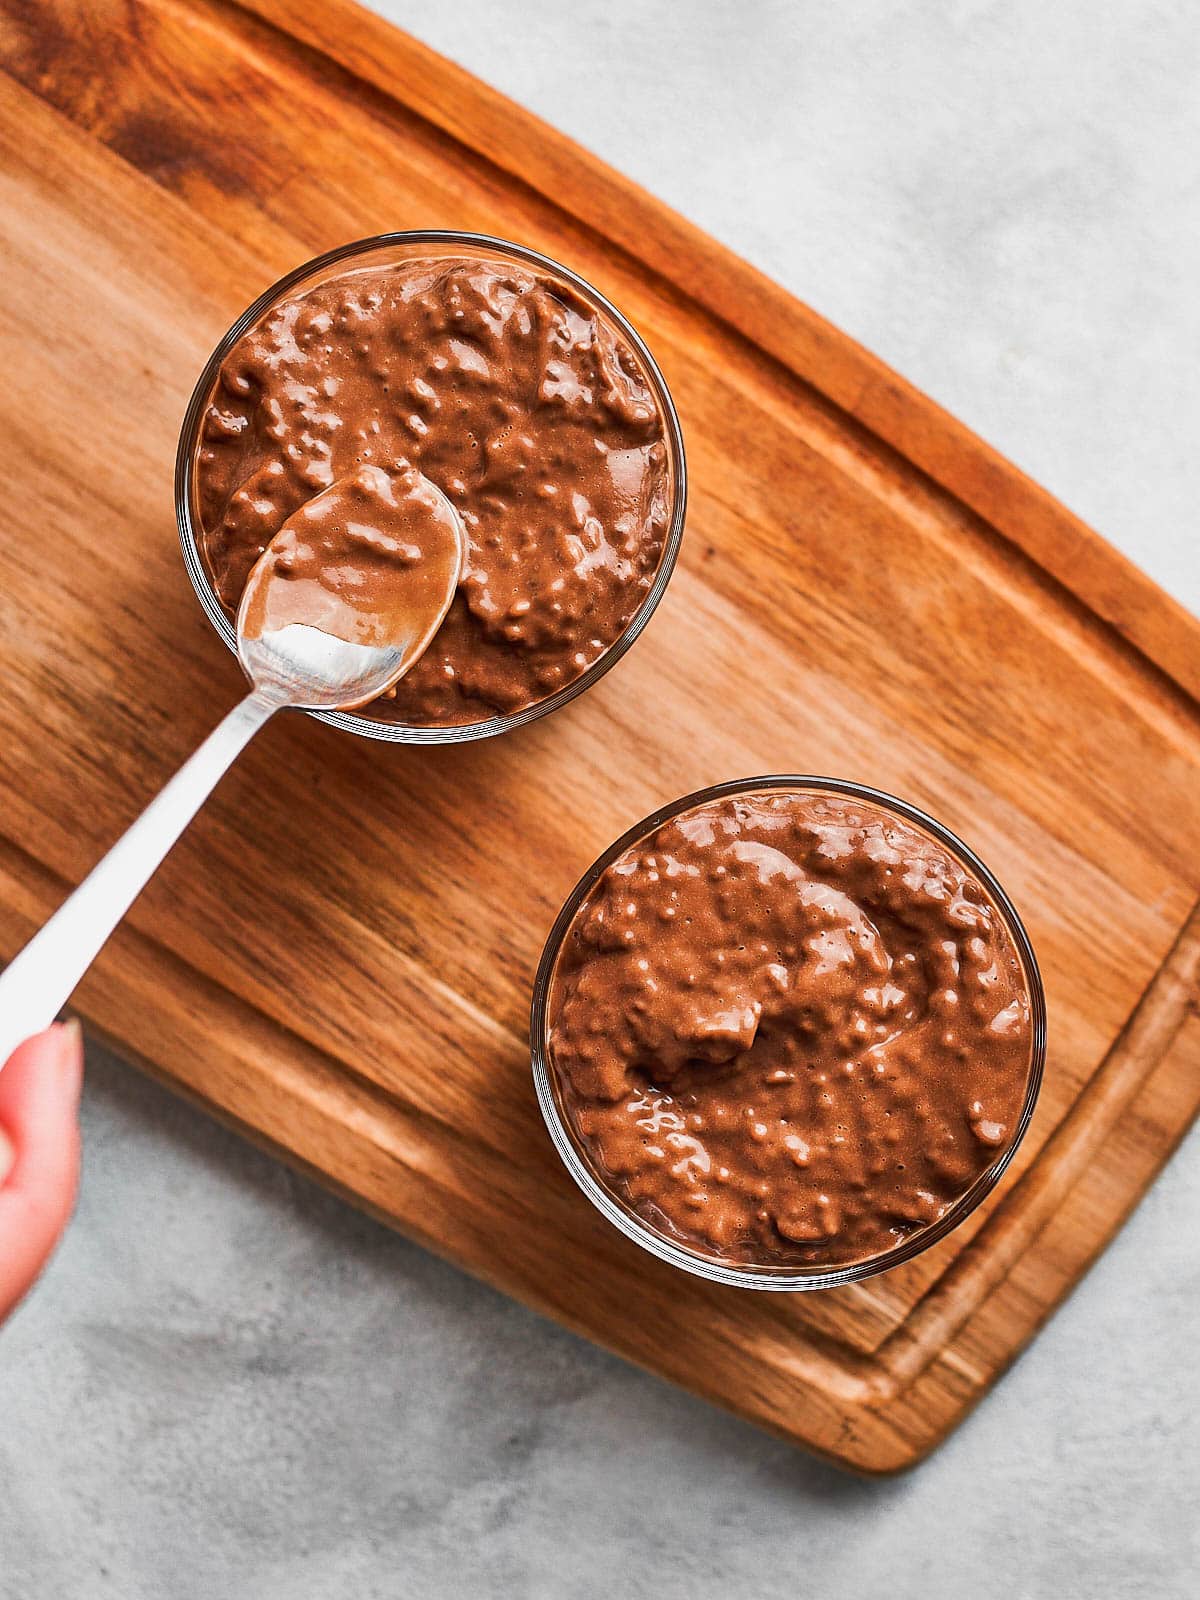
<box><xmin>0</xmin><ymin>1022</ymin><xmax>83</xmax><ymax>1322</ymax></box>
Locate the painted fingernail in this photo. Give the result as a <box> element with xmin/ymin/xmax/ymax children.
<box><xmin>0</xmin><ymin>1122</ymin><xmax>13</xmax><ymax>1186</ymax></box>
<box><xmin>55</xmin><ymin>1019</ymin><xmax>84</xmax><ymax>1105</ymax></box>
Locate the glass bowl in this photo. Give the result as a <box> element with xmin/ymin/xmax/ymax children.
<box><xmin>531</xmin><ymin>775</ymin><xmax>1047</xmax><ymax>1292</ymax></box>
<box><xmin>175</xmin><ymin>230</ymin><xmax>687</xmax><ymax>744</ymax></box>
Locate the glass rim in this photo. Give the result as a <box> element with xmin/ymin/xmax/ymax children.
<box><xmin>175</xmin><ymin>229</ymin><xmax>687</xmax><ymax>744</ymax></box>
<box><xmin>530</xmin><ymin>774</ymin><xmax>1047</xmax><ymax>1292</ymax></box>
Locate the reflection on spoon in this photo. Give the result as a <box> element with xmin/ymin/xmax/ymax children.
<box><xmin>0</xmin><ymin>463</ymin><xmax>465</xmax><ymax>1067</ymax></box>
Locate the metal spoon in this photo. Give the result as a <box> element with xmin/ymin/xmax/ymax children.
<box><xmin>0</xmin><ymin>464</ymin><xmax>464</xmax><ymax>1064</ymax></box>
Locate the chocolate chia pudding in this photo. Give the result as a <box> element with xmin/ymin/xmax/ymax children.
<box><xmin>181</xmin><ymin>235</ymin><xmax>684</xmax><ymax>734</ymax></box>
<box><xmin>536</xmin><ymin>779</ymin><xmax>1044</xmax><ymax>1283</ymax></box>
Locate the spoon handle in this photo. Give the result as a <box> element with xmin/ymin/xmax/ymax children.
<box><xmin>0</xmin><ymin>687</ymin><xmax>281</xmax><ymax>1068</ymax></box>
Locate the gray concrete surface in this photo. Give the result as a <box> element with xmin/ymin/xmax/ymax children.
<box><xmin>2</xmin><ymin>3</ymin><xmax>1197</xmax><ymax>1596</ymax></box>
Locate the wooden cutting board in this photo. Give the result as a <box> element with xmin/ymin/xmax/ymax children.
<box><xmin>2</xmin><ymin>0</ymin><xmax>1198</xmax><ymax>1472</ymax></box>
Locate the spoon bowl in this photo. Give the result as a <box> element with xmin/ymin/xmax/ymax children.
<box><xmin>236</xmin><ymin>461</ymin><xmax>465</xmax><ymax>711</ymax></box>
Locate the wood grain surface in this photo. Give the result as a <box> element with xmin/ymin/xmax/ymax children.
<box><xmin>1</xmin><ymin>0</ymin><xmax>1197</xmax><ymax>1471</ymax></box>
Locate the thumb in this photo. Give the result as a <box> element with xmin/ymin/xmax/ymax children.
<box><xmin>0</xmin><ymin>1021</ymin><xmax>84</xmax><ymax>1320</ymax></box>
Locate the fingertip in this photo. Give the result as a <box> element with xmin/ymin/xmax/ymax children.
<box><xmin>0</xmin><ymin>1020</ymin><xmax>85</xmax><ymax>1117</ymax></box>
<box><xmin>0</xmin><ymin>1026</ymin><xmax>83</xmax><ymax>1319</ymax></box>
<box><xmin>0</xmin><ymin>1022</ymin><xmax>84</xmax><ymax>1194</ymax></box>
